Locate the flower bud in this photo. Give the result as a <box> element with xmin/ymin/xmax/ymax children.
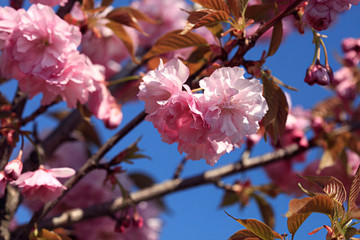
<box><xmin>304</xmin><ymin>62</ymin><xmax>333</xmax><ymax>86</ymax></box>
<box><xmin>132</xmin><ymin>212</ymin><xmax>144</xmax><ymax>228</ymax></box>
<box><xmin>4</xmin><ymin>151</ymin><xmax>23</xmax><ymax>181</ymax></box>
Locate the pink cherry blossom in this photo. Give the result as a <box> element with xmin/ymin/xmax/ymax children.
<box><xmin>0</xmin><ymin>172</ymin><xmax>6</xmax><ymax>198</ymax></box>
<box><xmin>1</xmin><ymin>4</ymin><xmax>81</xmax><ymax>78</ymax></box>
<box><xmin>178</xmin><ymin>138</ymin><xmax>233</xmax><ymax>166</ymax></box>
<box><xmin>131</xmin><ymin>0</ymin><xmax>190</xmax><ymax>48</ymax></box>
<box><xmin>4</xmin><ymin>150</ymin><xmax>23</xmax><ymax>181</ymax></box>
<box><xmin>333</xmin><ymin>67</ymin><xmax>356</xmax><ymax>102</ymax></box>
<box><xmin>303</xmin><ymin>0</ymin><xmax>359</xmax><ymax>31</ymax></box>
<box><xmin>88</xmin><ymin>82</ymin><xmax>123</xmax><ymax>129</ymax></box>
<box><xmin>342</xmin><ymin>37</ymin><xmax>360</xmax><ymax>66</ymax></box>
<box><xmin>14</xmin><ymin>167</ymin><xmax>75</xmax><ymax>202</ymax></box>
<box><xmin>29</xmin><ymin>0</ymin><xmax>68</xmax><ymax>7</ymax></box>
<box><xmin>0</xmin><ymin>6</ymin><xmax>23</xmax><ymax>51</ymax></box>
<box><xmin>138</xmin><ymin>58</ymin><xmax>189</xmax><ymax>114</ymax></box>
<box><xmin>199</xmin><ymin>67</ymin><xmax>268</xmax><ymax>144</ymax></box>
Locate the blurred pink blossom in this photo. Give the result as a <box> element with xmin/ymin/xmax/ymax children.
<box><xmin>303</xmin><ymin>0</ymin><xmax>359</xmax><ymax>31</ymax></box>
<box><xmin>0</xmin><ymin>172</ymin><xmax>6</xmax><ymax>198</ymax></box>
<box><xmin>88</xmin><ymin>83</ymin><xmax>123</xmax><ymax>129</ymax></box>
<box><xmin>131</xmin><ymin>0</ymin><xmax>189</xmax><ymax>48</ymax></box>
<box><xmin>342</xmin><ymin>37</ymin><xmax>360</xmax><ymax>66</ymax></box>
<box><xmin>199</xmin><ymin>67</ymin><xmax>268</xmax><ymax>144</ymax></box>
<box><xmin>333</xmin><ymin>67</ymin><xmax>356</xmax><ymax>102</ymax></box>
<box><xmin>13</xmin><ymin>166</ymin><xmax>75</xmax><ymax>202</ymax></box>
<box><xmin>4</xmin><ymin>150</ymin><xmax>23</xmax><ymax>181</ymax></box>
<box><xmin>29</xmin><ymin>0</ymin><xmax>68</xmax><ymax>7</ymax></box>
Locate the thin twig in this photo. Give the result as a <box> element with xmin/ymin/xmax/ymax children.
<box><xmin>14</xmin><ymin>110</ymin><xmax>147</xmax><ymax>239</ymax></box>
<box><xmin>172</xmin><ymin>157</ymin><xmax>187</xmax><ymax>179</ymax></box>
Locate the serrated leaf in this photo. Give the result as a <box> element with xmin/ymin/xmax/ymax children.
<box><xmin>267</xmin><ymin>20</ymin><xmax>282</xmax><ymax>57</ymax></box>
<box><xmin>252</xmin><ymin>194</ymin><xmax>275</xmax><ymax>229</ymax></box>
<box><xmin>181</xmin><ymin>9</ymin><xmax>230</xmax><ymax>35</ymax></box>
<box><xmin>142</xmin><ymin>30</ymin><xmax>208</xmax><ymax>61</ymax></box>
<box><xmin>271</xmin><ymin>75</ymin><xmax>298</xmax><ymax>91</ymax></box>
<box><xmin>286</xmin><ymin>195</ymin><xmax>338</xmax><ymax>218</ymax></box>
<box><xmin>191</xmin><ymin>0</ymin><xmax>230</xmax><ymax>13</ymax></box>
<box><xmin>349</xmin><ymin>165</ymin><xmax>360</xmax><ymax>212</ymax></box>
<box><xmin>106</xmin><ymin>21</ymin><xmax>138</xmax><ymax>63</ymax></box>
<box><xmin>261</xmin><ymin>73</ymin><xmax>288</xmax><ymax>144</ymax></box>
<box><xmin>229</xmin><ymin>229</ymin><xmax>261</xmax><ymax>240</ymax></box>
<box><xmin>226</xmin><ymin>212</ymin><xmax>281</xmax><ymax>240</ymax></box>
<box><xmin>245</xmin><ymin>4</ymin><xmax>275</xmax><ymax>22</ymax></box>
<box><xmin>301</xmin><ymin>175</ymin><xmax>347</xmax><ymax>205</ymax></box>
<box><xmin>106</xmin><ymin>7</ymin><xmax>156</xmax><ymax>34</ymax></box>
<box><xmin>287</xmin><ymin>213</ymin><xmax>311</xmax><ymax>237</ymax></box>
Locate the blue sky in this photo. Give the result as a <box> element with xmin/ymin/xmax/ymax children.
<box><xmin>1</xmin><ymin>0</ymin><xmax>360</xmax><ymax>239</ymax></box>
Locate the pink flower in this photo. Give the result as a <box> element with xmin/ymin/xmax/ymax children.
<box><xmin>178</xmin><ymin>138</ymin><xmax>233</xmax><ymax>166</ymax></box>
<box><xmin>4</xmin><ymin>150</ymin><xmax>23</xmax><ymax>181</ymax></box>
<box><xmin>29</xmin><ymin>0</ymin><xmax>68</xmax><ymax>7</ymax></box>
<box><xmin>14</xmin><ymin>167</ymin><xmax>75</xmax><ymax>202</ymax></box>
<box><xmin>1</xmin><ymin>4</ymin><xmax>81</xmax><ymax>78</ymax></box>
<box><xmin>199</xmin><ymin>67</ymin><xmax>268</xmax><ymax>144</ymax></box>
<box><xmin>342</xmin><ymin>37</ymin><xmax>360</xmax><ymax>66</ymax></box>
<box><xmin>303</xmin><ymin>0</ymin><xmax>359</xmax><ymax>31</ymax></box>
<box><xmin>138</xmin><ymin>58</ymin><xmax>189</xmax><ymax>114</ymax></box>
<box><xmin>0</xmin><ymin>172</ymin><xmax>6</xmax><ymax>198</ymax></box>
<box><xmin>88</xmin><ymin>83</ymin><xmax>123</xmax><ymax>129</ymax></box>
<box><xmin>131</xmin><ymin>0</ymin><xmax>190</xmax><ymax>48</ymax></box>
<box><xmin>334</xmin><ymin>67</ymin><xmax>356</xmax><ymax>101</ymax></box>
<box><xmin>0</xmin><ymin>6</ymin><xmax>23</xmax><ymax>50</ymax></box>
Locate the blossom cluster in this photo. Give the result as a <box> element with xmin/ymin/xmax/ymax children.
<box><xmin>303</xmin><ymin>0</ymin><xmax>360</xmax><ymax>31</ymax></box>
<box><xmin>138</xmin><ymin>59</ymin><xmax>268</xmax><ymax>165</ymax></box>
<box><xmin>0</xmin><ymin>4</ymin><xmax>122</xmax><ymax>128</ymax></box>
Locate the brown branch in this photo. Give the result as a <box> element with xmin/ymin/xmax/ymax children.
<box><xmin>39</xmin><ymin>139</ymin><xmax>311</xmax><ymax>229</ymax></box>
<box><xmin>13</xmin><ymin>110</ymin><xmax>147</xmax><ymax>239</ymax></box>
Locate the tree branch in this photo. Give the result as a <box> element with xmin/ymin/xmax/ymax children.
<box><xmin>40</xmin><ymin>138</ymin><xmax>311</xmax><ymax>229</ymax></box>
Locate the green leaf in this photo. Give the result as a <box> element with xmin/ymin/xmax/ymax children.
<box><xmin>106</xmin><ymin>21</ymin><xmax>138</xmax><ymax>63</ymax></box>
<box><xmin>261</xmin><ymin>72</ymin><xmax>288</xmax><ymax>144</ymax></box>
<box><xmin>226</xmin><ymin>212</ymin><xmax>281</xmax><ymax>240</ymax></box>
<box><xmin>267</xmin><ymin>20</ymin><xmax>283</xmax><ymax>57</ymax></box>
<box><xmin>181</xmin><ymin>9</ymin><xmax>230</xmax><ymax>35</ymax></box>
<box><xmin>228</xmin><ymin>229</ymin><xmax>261</xmax><ymax>240</ymax></box>
<box><xmin>191</xmin><ymin>0</ymin><xmax>230</xmax><ymax>13</ymax></box>
<box><xmin>252</xmin><ymin>194</ymin><xmax>275</xmax><ymax>229</ymax></box>
<box><xmin>349</xmin><ymin>165</ymin><xmax>360</xmax><ymax>212</ymax></box>
<box><xmin>301</xmin><ymin>175</ymin><xmax>347</xmax><ymax>205</ymax></box>
<box><xmin>142</xmin><ymin>30</ymin><xmax>208</xmax><ymax>61</ymax></box>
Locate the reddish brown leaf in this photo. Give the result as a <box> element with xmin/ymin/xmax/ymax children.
<box><xmin>349</xmin><ymin>165</ymin><xmax>360</xmax><ymax>211</ymax></box>
<box><xmin>226</xmin><ymin>212</ymin><xmax>282</xmax><ymax>240</ymax></box>
<box><xmin>191</xmin><ymin>0</ymin><xmax>230</xmax><ymax>13</ymax></box>
<box><xmin>245</xmin><ymin>4</ymin><xmax>275</xmax><ymax>22</ymax></box>
<box><xmin>287</xmin><ymin>213</ymin><xmax>311</xmax><ymax>237</ymax></box>
<box><xmin>229</xmin><ymin>229</ymin><xmax>261</xmax><ymax>240</ymax></box>
<box><xmin>82</xmin><ymin>0</ymin><xmax>94</xmax><ymax>10</ymax></box>
<box><xmin>181</xmin><ymin>9</ymin><xmax>230</xmax><ymax>35</ymax></box>
<box><xmin>142</xmin><ymin>30</ymin><xmax>208</xmax><ymax>61</ymax></box>
<box><xmin>261</xmin><ymin>73</ymin><xmax>288</xmax><ymax>144</ymax></box>
<box><xmin>101</xmin><ymin>0</ymin><xmax>113</xmax><ymax>6</ymax></box>
<box><xmin>267</xmin><ymin>20</ymin><xmax>283</xmax><ymax>57</ymax></box>
<box><xmin>252</xmin><ymin>194</ymin><xmax>275</xmax><ymax>229</ymax></box>
<box><xmin>106</xmin><ymin>21</ymin><xmax>138</xmax><ymax>63</ymax></box>
<box><xmin>226</xmin><ymin>0</ymin><xmax>248</xmax><ymax>20</ymax></box>
<box><xmin>301</xmin><ymin>175</ymin><xmax>347</xmax><ymax>205</ymax></box>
